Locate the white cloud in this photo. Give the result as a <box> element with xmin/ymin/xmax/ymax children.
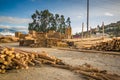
<box><xmin>0</xmin><ymin>16</ymin><xmax>32</xmax><ymax>24</ymax></box>
<box><xmin>77</xmin><ymin>15</ymin><xmax>82</xmax><ymax>19</ymax></box>
<box><xmin>0</xmin><ymin>25</ymin><xmax>28</xmax><ymax>32</ymax></box>
<box><xmin>12</xmin><ymin>26</ymin><xmax>28</xmax><ymax>32</ymax></box>
<box><xmin>104</xmin><ymin>12</ymin><xmax>114</xmax><ymax>16</ymax></box>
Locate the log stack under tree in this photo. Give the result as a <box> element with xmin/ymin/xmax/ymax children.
<box><xmin>46</xmin><ymin>38</ymin><xmax>62</xmax><ymax>47</ymax></box>
<box><xmin>90</xmin><ymin>38</ymin><xmax>120</xmax><ymax>51</ymax></box>
<box><xmin>18</xmin><ymin>29</ymin><xmax>73</xmax><ymax>48</ymax></box>
<box><xmin>29</xmin><ymin>32</ymin><xmax>67</xmax><ymax>48</ymax></box>
<box><xmin>30</xmin><ymin>38</ymin><xmax>62</xmax><ymax>48</ymax></box>
<box><xmin>35</xmin><ymin>32</ymin><xmax>48</xmax><ymax>47</ymax></box>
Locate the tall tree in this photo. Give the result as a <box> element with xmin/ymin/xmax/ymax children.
<box><xmin>60</xmin><ymin>15</ymin><xmax>66</xmax><ymax>33</ymax></box>
<box><xmin>49</xmin><ymin>14</ymin><xmax>57</xmax><ymax>31</ymax></box>
<box><xmin>66</xmin><ymin>17</ymin><xmax>71</xmax><ymax>27</ymax></box>
<box><xmin>28</xmin><ymin>9</ymin><xmax>71</xmax><ymax>33</ymax></box>
<box><xmin>55</xmin><ymin>14</ymin><xmax>60</xmax><ymax>32</ymax></box>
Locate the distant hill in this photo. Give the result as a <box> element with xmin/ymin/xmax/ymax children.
<box><xmin>96</xmin><ymin>21</ymin><xmax>120</xmax><ymax>37</ymax></box>
<box><xmin>76</xmin><ymin>21</ymin><xmax>120</xmax><ymax>38</ymax></box>
<box><xmin>0</xmin><ymin>28</ymin><xmax>27</xmax><ymax>34</ymax></box>
<box><xmin>0</xmin><ymin>28</ymin><xmax>16</xmax><ymax>33</ymax></box>
<box><xmin>104</xmin><ymin>21</ymin><xmax>120</xmax><ymax>37</ymax></box>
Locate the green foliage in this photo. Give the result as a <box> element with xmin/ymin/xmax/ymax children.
<box><xmin>28</xmin><ymin>9</ymin><xmax>71</xmax><ymax>33</ymax></box>
<box><xmin>66</xmin><ymin>17</ymin><xmax>71</xmax><ymax>26</ymax></box>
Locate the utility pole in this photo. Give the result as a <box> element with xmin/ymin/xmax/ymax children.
<box><xmin>102</xmin><ymin>22</ymin><xmax>104</xmax><ymax>39</ymax></box>
<box><xmin>87</xmin><ymin>0</ymin><xmax>89</xmax><ymax>37</ymax></box>
<box><xmin>82</xmin><ymin>22</ymin><xmax>84</xmax><ymax>39</ymax></box>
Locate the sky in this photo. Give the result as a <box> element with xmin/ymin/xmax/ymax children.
<box><xmin>0</xmin><ymin>0</ymin><xmax>120</xmax><ymax>34</ymax></box>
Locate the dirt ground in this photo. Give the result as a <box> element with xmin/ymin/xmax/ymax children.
<box><xmin>0</xmin><ymin>43</ymin><xmax>120</xmax><ymax>80</ymax></box>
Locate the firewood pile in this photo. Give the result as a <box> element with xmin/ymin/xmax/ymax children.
<box><xmin>90</xmin><ymin>38</ymin><xmax>120</xmax><ymax>51</ymax></box>
<box><xmin>0</xmin><ymin>36</ymin><xmax>19</xmax><ymax>43</ymax></box>
<box><xmin>0</xmin><ymin>46</ymin><xmax>63</xmax><ymax>73</ymax></box>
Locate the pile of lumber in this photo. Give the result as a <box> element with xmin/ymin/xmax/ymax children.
<box><xmin>15</xmin><ymin>32</ymin><xmax>22</xmax><ymax>38</ymax></box>
<box><xmin>57</xmin><ymin>42</ymin><xmax>68</xmax><ymax>47</ymax></box>
<box><xmin>0</xmin><ymin>36</ymin><xmax>19</xmax><ymax>43</ymax></box>
<box><xmin>19</xmin><ymin>39</ymin><xmax>36</xmax><ymax>46</ymax></box>
<box><xmin>30</xmin><ymin>39</ymin><xmax>47</xmax><ymax>47</ymax></box>
<box><xmin>30</xmin><ymin>38</ymin><xmax>61</xmax><ymax>48</ymax></box>
<box><xmin>35</xmin><ymin>32</ymin><xmax>47</xmax><ymax>47</ymax></box>
<box><xmin>0</xmin><ymin>46</ymin><xmax>63</xmax><ymax>73</ymax></box>
<box><xmin>30</xmin><ymin>42</ymin><xmax>48</xmax><ymax>48</ymax></box>
<box><xmin>90</xmin><ymin>38</ymin><xmax>120</xmax><ymax>51</ymax></box>
<box><xmin>47</xmin><ymin>38</ymin><xmax>61</xmax><ymax>47</ymax></box>
<box><xmin>30</xmin><ymin>32</ymin><xmax>62</xmax><ymax>47</ymax></box>
<box><xmin>29</xmin><ymin>30</ymin><xmax>37</xmax><ymax>38</ymax></box>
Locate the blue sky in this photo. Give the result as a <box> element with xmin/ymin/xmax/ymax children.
<box><xmin>0</xmin><ymin>0</ymin><xmax>120</xmax><ymax>34</ymax></box>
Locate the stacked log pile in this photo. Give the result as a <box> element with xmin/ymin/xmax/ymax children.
<box><xmin>90</xmin><ymin>38</ymin><xmax>120</xmax><ymax>51</ymax></box>
<box><xmin>47</xmin><ymin>38</ymin><xmax>61</xmax><ymax>47</ymax></box>
<box><xmin>29</xmin><ymin>30</ymin><xmax>37</xmax><ymax>38</ymax></box>
<box><xmin>0</xmin><ymin>46</ymin><xmax>63</xmax><ymax>73</ymax></box>
<box><xmin>18</xmin><ymin>30</ymin><xmax>67</xmax><ymax>47</ymax></box>
<box><xmin>35</xmin><ymin>32</ymin><xmax>47</xmax><ymax>47</ymax></box>
<box><xmin>36</xmin><ymin>33</ymin><xmax>62</xmax><ymax>47</ymax></box>
<box><xmin>57</xmin><ymin>41</ymin><xmax>68</xmax><ymax>47</ymax></box>
<box><xmin>19</xmin><ymin>39</ymin><xmax>36</xmax><ymax>46</ymax></box>
<box><xmin>15</xmin><ymin>32</ymin><xmax>22</xmax><ymax>38</ymax></box>
<box><xmin>0</xmin><ymin>36</ymin><xmax>19</xmax><ymax>43</ymax></box>
<box><xmin>29</xmin><ymin>32</ymin><xmax>64</xmax><ymax>48</ymax></box>
<box><xmin>30</xmin><ymin>39</ymin><xmax>47</xmax><ymax>47</ymax></box>
<box><xmin>19</xmin><ymin>33</ymin><xmax>36</xmax><ymax>46</ymax></box>
<box><xmin>0</xmin><ymin>46</ymin><xmax>120</xmax><ymax>79</ymax></box>
<box><xmin>30</xmin><ymin>38</ymin><xmax>61</xmax><ymax>48</ymax></box>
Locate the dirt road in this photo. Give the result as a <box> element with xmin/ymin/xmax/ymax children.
<box><xmin>0</xmin><ymin>43</ymin><xmax>120</xmax><ymax>80</ymax></box>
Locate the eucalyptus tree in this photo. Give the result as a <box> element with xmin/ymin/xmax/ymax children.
<box><xmin>66</xmin><ymin>17</ymin><xmax>71</xmax><ymax>27</ymax></box>
<box><xmin>28</xmin><ymin>9</ymin><xmax>71</xmax><ymax>33</ymax></box>
<box><xmin>60</xmin><ymin>15</ymin><xmax>66</xmax><ymax>33</ymax></box>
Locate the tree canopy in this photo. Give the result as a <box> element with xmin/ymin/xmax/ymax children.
<box><xmin>28</xmin><ymin>9</ymin><xmax>71</xmax><ymax>33</ymax></box>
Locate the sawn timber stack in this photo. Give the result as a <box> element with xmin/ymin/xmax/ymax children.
<box><xmin>90</xmin><ymin>38</ymin><xmax>120</xmax><ymax>51</ymax></box>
